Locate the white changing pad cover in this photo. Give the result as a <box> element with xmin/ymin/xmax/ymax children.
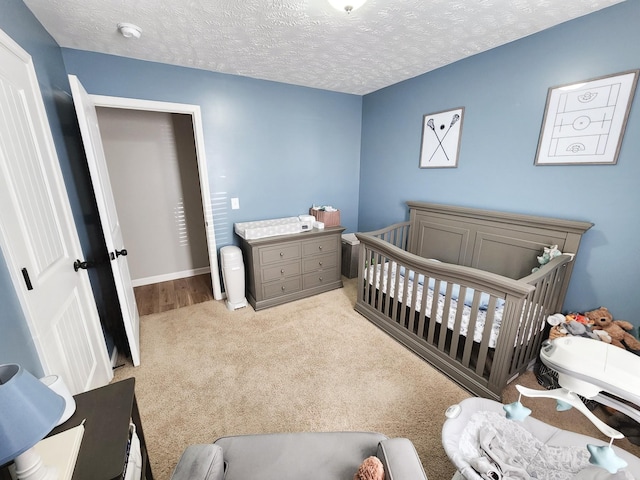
<box><xmin>234</xmin><ymin>217</ymin><xmax>303</xmax><ymax>240</ymax></box>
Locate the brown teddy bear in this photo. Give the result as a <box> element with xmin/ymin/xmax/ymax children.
<box><xmin>354</xmin><ymin>456</ymin><xmax>385</xmax><ymax>480</ymax></box>
<box><xmin>585</xmin><ymin>307</ymin><xmax>640</xmax><ymax>351</ymax></box>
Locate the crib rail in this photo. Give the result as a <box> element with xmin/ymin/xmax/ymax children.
<box><xmin>503</xmin><ymin>255</ymin><xmax>573</xmax><ymax>378</ymax></box>
<box><xmin>354</xmin><ymin>231</ymin><xmax>573</xmax><ymax>400</ymax></box>
<box><xmin>360</xmin><ymin>221</ymin><xmax>411</xmax><ymax>250</ymax></box>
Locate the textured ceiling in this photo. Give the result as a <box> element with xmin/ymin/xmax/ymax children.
<box><xmin>23</xmin><ymin>0</ymin><xmax>624</xmax><ymax>95</ymax></box>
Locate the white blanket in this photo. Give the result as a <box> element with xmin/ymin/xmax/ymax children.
<box><xmin>459</xmin><ymin>411</ymin><xmax>635</xmax><ymax>480</ymax></box>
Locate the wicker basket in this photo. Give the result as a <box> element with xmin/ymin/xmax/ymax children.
<box><xmin>309</xmin><ymin>208</ymin><xmax>340</xmax><ymax>227</ymax></box>
<box><xmin>534</xmin><ymin>362</ymin><xmax>598</xmax><ymax>410</ymax></box>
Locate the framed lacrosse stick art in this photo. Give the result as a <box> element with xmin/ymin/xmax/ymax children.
<box><xmin>419</xmin><ymin>107</ymin><xmax>464</xmax><ymax>168</ymax></box>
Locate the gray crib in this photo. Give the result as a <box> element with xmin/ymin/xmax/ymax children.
<box><xmin>355</xmin><ymin>202</ymin><xmax>593</xmax><ymax>400</ymax></box>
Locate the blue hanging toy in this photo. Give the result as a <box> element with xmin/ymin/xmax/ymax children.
<box><xmin>504</xmin><ymin>385</ymin><xmax>629</xmax><ymax>474</ymax></box>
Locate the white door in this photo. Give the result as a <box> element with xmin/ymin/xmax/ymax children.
<box><xmin>68</xmin><ymin>75</ymin><xmax>141</xmax><ymax>366</ymax></box>
<box><xmin>0</xmin><ymin>29</ymin><xmax>112</xmax><ymax>393</ymax></box>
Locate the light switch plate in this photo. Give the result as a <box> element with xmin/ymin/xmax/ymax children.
<box><xmin>231</xmin><ymin>197</ymin><xmax>240</xmax><ymax>210</ymax></box>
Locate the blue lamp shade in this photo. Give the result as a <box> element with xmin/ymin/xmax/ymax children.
<box><xmin>0</xmin><ymin>364</ymin><xmax>65</xmax><ymax>466</ymax></box>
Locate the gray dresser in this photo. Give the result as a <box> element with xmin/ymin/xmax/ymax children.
<box><xmin>239</xmin><ymin>226</ymin><xmax>345</xmax><ymax>310</ymax></box>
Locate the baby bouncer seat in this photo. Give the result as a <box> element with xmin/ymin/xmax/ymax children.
<box><xmin>442</xmin><ymin>337</ymin><xmax>640</xmax><ymax>479</ymax></box>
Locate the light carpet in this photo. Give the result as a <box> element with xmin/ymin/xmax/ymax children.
<box><xmin>113</xmin><ymin>278</ymin><xmax>640</xmax><ymax>479</ymax></box>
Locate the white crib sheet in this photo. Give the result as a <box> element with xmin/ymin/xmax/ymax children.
<box><xmin>364</xmin><ymin>262</ymin><xmax>542</xmax><ymax>349</ymax></box>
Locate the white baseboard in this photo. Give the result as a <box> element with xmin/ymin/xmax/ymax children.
<box><xmin>132</xmin><ymin>267</ymin><xmax>211</xmax><ymax>287</ymax></box>
<box><xmin>110</xmin><ymin>346</ymin><xmax>119</xmax><ymax>368</ymax></box>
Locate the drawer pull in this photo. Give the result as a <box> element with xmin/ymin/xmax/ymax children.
<box><xmin>281</xmin><ymin>286</ymin><xmax>286</xmax><ymax>291</ymax></box>
<box><xmin>318</xmin><ymin>245</ymin><xmax>323</xmax><ymax>250</ymax></box>
<box><xmin>318</xmin><ymin>261</ymin><xmax>323</xmax><ymax>266</ymax></box>
<box><xmin>280</xmin><ymin>252</ymin><xmax>284</xmax><ymax>257</ymax></box>
<box><xmin>281</xmin><ymin>269</ymin><xmax>285</xmax><ymax>274</ymax></box>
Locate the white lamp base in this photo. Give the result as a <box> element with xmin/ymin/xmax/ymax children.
<box><xmin>14</xmin><ymin>447</ymin><xmax>58</xmax><ymax>480</ymax></box>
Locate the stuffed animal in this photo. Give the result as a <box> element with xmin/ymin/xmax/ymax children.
<box><xmin>585</xmin><ymin>307</ymin><xmax>640</xmax><ymax>351</ymax></box>
<box><xmin>547</xmin><ymin>313</ymin><xmax>599</xmax><ymax>341</ymax></box>
<box><xmin>354</xmin><ymin>456</ymin><xmax>385</xmax><ymax>480</ymax></box>
<box><xmin>532</xmin><ymin>245</ymin><xmax>562</xmax><ymax>273</ymax></box>
<box><xmin>565</xmin><ymin>313</ymin><xmax>590</xmax><ymax>325</ymax></box>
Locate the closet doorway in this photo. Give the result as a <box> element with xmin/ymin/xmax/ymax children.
<box><xmin>91</xmin><ymin>95</ymin><xmax>222</xmax><ymax>313</ymax></box>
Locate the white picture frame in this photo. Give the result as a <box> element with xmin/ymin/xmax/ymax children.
<box><xmin>535</xmin><ymin>70</ymin><xmax>639</xmax><ymax>165</ymax></box>
<box><xmin>419</xmin><ymin>107</ymin><xmax>464</xmax><ymax>168</ymax></box>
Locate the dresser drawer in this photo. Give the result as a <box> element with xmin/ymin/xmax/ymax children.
<box><xmin>260</xmin><ymin>243</ymin><xmax>301</xmax><ymax>265</ymax></box>
<box><xmin>241</xmin><ymin>227</ymin><xmax>345</xmax><ymax>310</ymax></box>
<box><xmin>262</xmin><ymin>261</ymin><xmax>301</xmax><ymax>282</ymax></box>
<box><xmin>303</xmin><ymin>267</ymin><xmax>339</xmax><ymax>289</ymax></box>
<box><xmin>302</xmin><ymin>237</ymin><xmax>337</xmax><ymax>257</ymax></box>
<box><xmin>263</xmin><ymin>277</ymin><xmax>302</xmax><ymax>299</ymax></box>
<box><xmin>302</xmin><ymin>253</ymin><xmax>337</xmax><ymax>273</ymax></box>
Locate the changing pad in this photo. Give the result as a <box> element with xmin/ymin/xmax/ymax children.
<box><xmin>234</xmin><ymin>217</ymin><xmax>305</xmax><ymax>240</ymax></box>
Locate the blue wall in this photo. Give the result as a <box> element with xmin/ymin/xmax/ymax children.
<box><xmin>60</xmin><ymin>50</ymin><xmax>363</xmax><ymax>245</ymax></box>
<box><xmin>359</xmin><ymin>0</ymin><xmax>640</xmax><ymax>324</ymax></box>
<box><xmin>2</xmin><ymin>0</ymin><xmax>639</xmax><ymax>374</ymax></box>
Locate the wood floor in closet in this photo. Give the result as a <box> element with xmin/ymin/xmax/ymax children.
<box><xmin>134</xmin><ymin>273</ymin><xmax>214</xmax><ymax>316</ymax></box>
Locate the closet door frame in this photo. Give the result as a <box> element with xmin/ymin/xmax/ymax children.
<box><xmin>90</xmin><ymin>94</ymin><xmax>223</xmax><ymax>301</ymax></box>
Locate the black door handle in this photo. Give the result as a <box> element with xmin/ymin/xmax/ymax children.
<box><xmin>115</xmin><ymin>249</ymin><xmax>128</xmax><ymax>257</ymax></box>
<box><xmin>73</xmin><ymin>259</ymin><xmax>91</xmax><ymax>272</ymax></box>
<box><xmin>22</xmin><ymin>268</ymin><xmax>33</xmax><ymax>290</ymax></box>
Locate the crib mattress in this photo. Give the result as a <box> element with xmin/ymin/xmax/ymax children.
<box><xmin>366</xmin><ymin>262</ymin><xmax>505</xmax><ymax>347</ymax></box>
<box><xmin>365</xmin><ymin>262</ymin><xmax>543</xmax><ymax>349</ymax></box>
<box><xmin>234</xmin><ymin>217</ymin><xmax>305</xmax><ymax>240</ymax></box>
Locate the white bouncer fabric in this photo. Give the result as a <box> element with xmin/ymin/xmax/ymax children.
<box><xmin>442</xmin><ymin>397</ymin><xmax>640</xmax><ymax>480</ymax></box>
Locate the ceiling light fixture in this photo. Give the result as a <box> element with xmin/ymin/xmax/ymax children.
<box><xmin>117</xmin><ymin>22</ymin><xmax>142</xmax><ymax>39</ymax></box>
<box><xmin>328</xmin><ymin>0</ymin><xmax>367</xmax><ymax>14</ymax></box>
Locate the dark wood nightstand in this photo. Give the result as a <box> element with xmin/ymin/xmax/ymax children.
<box><xmin>1</xmin><ymin>378</ymin><xmax>152</xmax><ymax>480</ymax></box>
<box><xmin>50</xmin><ymin>377</ymin><xmax>153</xmax><ymax>480</ymax></box>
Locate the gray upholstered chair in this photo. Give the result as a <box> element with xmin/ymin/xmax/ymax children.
<box><xmin>170</xmin><ymin>431</ymin><xmax>428</xmax><ymax>480</ymax></box>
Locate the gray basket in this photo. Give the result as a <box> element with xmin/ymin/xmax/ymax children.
<box><xmin>533</xmin><ymin>362</ymin><xmax>599</xmax><ymax>411</ymax></box>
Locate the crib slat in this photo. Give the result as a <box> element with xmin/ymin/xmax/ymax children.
<box><xmin>363</xmin><ymin>248</ymin><xmax>372</xmax><ymax>305</ymax></box>
<box><xmin>416</xmin><ymin>279</ymin><xmax>429</xmax><ymax>339</ymax></box>
<box><xmin>514</xmin><ymin>276</ymin><xmax>548</xmax><ymax>372</ymax></box>
<box><xmin>438</xmin><ymin>283</ymin><xmax>454</xmax><ymax>351</ymax></box>
<box><xmin>520</xmin><ymin>281</ymin><xmax>549</xmax><ymax>365</ymax></box>
<box><xmin>391</xmin><ymin>262</ymin><xmax>402</xmax><ymax>323</ymax></box>
<box><xmin>426</xmin><ymin>279</ymin><xmax>441</xmax><ymax>344</ymax></box>
<box><xmin>475</xmin><ymin>297</ymin><xmax>497</xmax><ymax>377</ymax></box>
<box><xmin>518</xmin><ymin>266</ymin><xmax>561</xmax><ymax>369</ymax></box>
<box><xmin>448</xmin><ymin>285</ymin><xmax>466</xmax><ymax>359</ymax></box>
<box><xmin>511</xmin><ymin>294</ymin><xmax>532</xmax><ymax>372</ymax></box>
<box><xmin>460</xmin><ymin>293</ymin><xmax>482</xmax><ymax>367</ymax></box>
<box><xmin>398</xmin><ymin>265</ymin><xmax>411</xmax><ymax>325</ymax></box>
<box><xmin>407</xmin><ymin>269</ymin><xmax>420</xmax><ymax>333</ymax></box>
<box><xmin>382</xmin><ymin>259</ymin><xmax>392</xmax><ymax>316</ymax></box>
<box><xmin>368</xmin><ymin>252</ymin><xmax>381</xmax><ymax>307</ymax></box>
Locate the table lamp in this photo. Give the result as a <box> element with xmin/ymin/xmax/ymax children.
<box><xmin>0</xmin><ymin>363</ymin><xmax>65</xmax><ymax>480</ymax></box>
